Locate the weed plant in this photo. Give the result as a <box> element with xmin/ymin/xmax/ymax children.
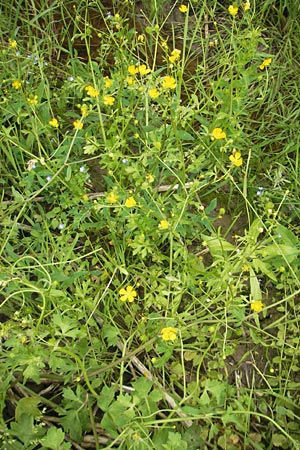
<box><xmin>1</xmin><ymin>0</ymin><xmax>300</xmax><ymax>448</ymax></box>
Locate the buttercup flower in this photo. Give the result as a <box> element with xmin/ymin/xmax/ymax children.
<box><xmin>128</xmin><ymin>65</ymin><xmax>139</xmax><ymax>75</ymax></box>
<box><xmin>229</xmin><ymin>151</ymin><xmax>243</xmax><ymax>167</ymax></box>
<box><xmin>125</xmin><ymin>196</ymin><xmax>137</xmax><ymax>207</ymax></box>
<box><xmin>259</xmin><ymin>58</ymin><xmax>272</xmax><ymax>70</ymax></box>
<box><xmin>228</xmin><ymin>5</ymin><xmax>239</xmax><ymax>16</ymax></box>
<box><xmin>80</xmin><ymin>104</ymin><xmax>89</xmax><ymax>117</ymax></box>
<box><xmin>211</xmin><ymin>127</ymin><xmax>226</xmax><ymax>140</ymax></box>
<box><xmin>27</xmin><ymin>95</ymin><xmax>38</xmax><ymax>106</ymax></box>
<box><xmin>179</xmin><ymin>4</ymin><xmax>188</xmax><ymax>13</ymax></box>
<box><xmin>119</xmin><ymin>285</ymin><xmax>137</xmax><ymax>302</ymax></box>
<box><xmin>73</xmin><ymin>119</ymin><xmax>83</xmax><ymax>130</ymax></box>
<box><xmin>146</xmin><ymin>174</ymin><xmax>154</xmax><ymax>183</ymax></box>
<box><xmin>158</xmin><ymin>220</ymin><xmax>170</xmax><ymax>230</ymax></box>
<box><xmin>85</xmin><ymin>85</ymin><xmax>99</xmax><ymax>97</ymax></box>
<box><xmin>243</xmin><ymin>1</ymin><xmax>250</xmax><ymax>11</ymax></box>
<box><xmin>8</xmin><ymin>39</ymin><xmax>17</xmax><ymax>49</ymax></box>
<box><xmin>126</xmin><ymin>76</ymin><xmax>136</xmax><ymax>86</ymax></box>
<box><xmin>169</xmin><ymin>49</ymin><xmax>181</xmax><ymax>63</ymax></box>
<box><xmin>251</xmin><ymin>300</ymin><xmax>263</xmax><ymax>313</ymax></box>
<box><xmin>148</xmin><ymin>88</ymin><xmax>160</xmax><ymax>99</ymax></box>
<box><xmin>162</xmin><ymin>76</ymin><xmax>177</xmax><ymax>89</ymax></box>
<box><xmin>106</xmin><ymin>191</ymin><xmax>119</xmax><ymax>204</ymax></box>
<box><xmin>12</xmin><ymin>80</ymin><xmax>21</xmax><ymax>89</ymax></box>
<box><xmin>49</xmin><ymin>118</ymin><xmax>59</xmax><ymax>128</ymax></box>
<box><xmin>103</xmin><ymin>95</ymin><xmax>115</xmax><ymax>106</ymax></box>
<box><xmin>161</xmin><ymin>327</ymin><xmax>178</xmax><ymax>341</ymax></box>
<box><xmin>138</xmin><ymin>64</ymin><xmax>151</xmax><ymax>76</ymax></box>
<box><xmin>104</xmin><ymin>76</ymin><xmax>113</xmax><ymax>88</ymax></box>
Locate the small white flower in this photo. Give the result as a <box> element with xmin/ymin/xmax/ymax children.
<box><xmin>122</xmin><ymin>158</ymin><xmax>128</xmax><ymax>164</ymax></box>
<box><xmin>58</xmin><ymin>223</ymin><xmax>65</xmax><ymax>230</ymax></box>
<box><xmin>46</xmin><ymin>175</ymin><xmax>52</xmax><ymax>182</ymax></box>
<box><xmin>79</xmin><ymin>166</ymin><xmax>86</xmax><ymax>173</ymax></box>
<box><xmin>68</xmin><ymin>76</ymin><xmax>74</xmax><ymax>82</ymax></box>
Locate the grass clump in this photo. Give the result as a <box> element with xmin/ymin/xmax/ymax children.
<box><xmin>1</xmin><ymin>0</ymin><xmax>300</xmax><ymax>448</ymax></box>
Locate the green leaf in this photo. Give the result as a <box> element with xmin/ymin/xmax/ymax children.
<box><xmin>249</xmin><ymin>267</ymin><xmax>262</xmax><ymax>300</ymax></box>
<box><xmin>41</xmin><ymin>427</ymin><xmax>70</xmax><ymax>450</ymax></box>
<box><xmin>102</xmin><ymin>324</ymin><xmax>119</xmax><ymax>346</ymax></box>
<box><xmin>202</xmin><ymin>233</ymin><xmax>235</xmax><ymax>258</ymax></box>
<box><xmin>271</xmin><ymin>433</ymin><xmax>289</xmax><ymax>447</ymax></box>
<box><xmin>252</xmin><ymin>258</ymin><xmax>277</xmax><ymax>282</ymax></box>
<box><xmin>10</xmin><ymin>415</ymin><xmax>36</xmax><ymax>446</ymax></box>
<box><xmin>11</xmin><ymin>186</ymin><xmax>24</xmax><ymax>202</ymax></box>
<box><xmin>100</xmin><ymin>402</ymin><xmax>128</xmax><ymax>438</ymax></box>
<box><xmin>97</xmin><ymin>385</ymin><xmax>116</xmax><ymax>412</ymax></box>
<box><xmin>15</xmin><ymin>397</ymin><xmax>40</xmax><ymax>422</ymax></box>
<box><xmin>175</xmin><ymin>130</ymin><xmax>195</xmax><ymax>141</ymax></box>
<box><xmin>60</xmin><ymin>410</ymin><xmax>82</xmax><ymax>442</ymax></box>
<box><xmin>275</xmin><ymin>224</ymin><xmax>298</xmax><ymax>246</ymax></box>
<box><xmin>260</xmin><ymin>244</ymin><xmax>299</xmax><ymax>263</ymax></box>
<box><xmin>23</xmin><ymin>360</ymin><xmax>45</xmax><ymax>384</ymax></box>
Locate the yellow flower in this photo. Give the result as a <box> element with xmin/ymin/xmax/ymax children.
<box><xmin>169</xmin><ymin>49</ymin><xmax>181</xmax><ymax>63</ymax></box>
<box><xmin>27</xmin><ymin>95</ymin><xmax>38</xmax><ymax>106</ymax></box>
<box><xmin>119</xmin><ymin>285</ymin><xmax>137</xmax><ymax>302</ymax></box>
<box><xmin>8</xmin><ymin>39</ymin><xmax>17</xmax><ymax>49</ymax></box>
<box><xmin>259</xmin><ymin>58</ymin><xmax>272</xmax><ymax>70</ymax></box>
<box><xmin>138</xmin><ymin>64</ymin><xmax>151</xmax><ymax>76</ymax></box>
<box><xmin>137</xmin><ymin>34</ymin><xmax>144</xmax><ymax>42</ymax></box>
<box><xmin>250</xmin><ymin>300</ymin><xmax>263</xmax><ymax>313</ymax></box>
<box><xmin>158</xmin><ymin>220</ymin><xmax>169</xmax><ymax>230</ymax></box>
<box><xmin>49</xmin><ymin>118</ymin><xmax>59</xmax><ymax>128</ymax></box>
<box><xmin>229</xmin><ymin>151</ymin><xmax>243</xmax><ymax>167</ymax></box>
<box><xmin>126</xmin><ymin>76</ymin><xmax>136</xmax><ymax>86</ymax></box>
<box><xmin>80</xmin><ymin>104</ymin><xmax>89</xmax><ymax>117</ymax></box>
<box><xmin>242</xmin><ymin>264</ymin><xmax>250</xmax><ymax>272</ymax></box>
<box><xmin>133</xmin><ymin>433</ymin><xmax>140</xmax><ymax>440</ymax></box>
<box><xmin>162</xmin><ymin>76</ymin><xmax>177</xmax><ymax>89</ymax></box>
<box><xmin>106</xmin><ymin>191</ymin><xmax>119</xmax><ymax>204</ymax></box>
<box><xmin>12</xmin><ymin>80</ymin><xmax>21</xmax><ymax>89</ymax></box>
<box><xmin>148</xmin><ymin>88</ymin><xmax>160</xmax><ymax>99</ymax></box>
<box><xmin>146</xmin><ymin>174</ymin><xmax>154</xmax><ymax>183</ymax></box>
<box><xmin>103</xmin><ymin>95</ymin><xmax>115</xmax><ymax>106</ymax></box>
<box><xmin>73</xmin><ymin>119</ymin><xmax>83</xmax><ymax>130</ymax></box>
<box><xmin>161</xmin><ymin>327</ymin><xmax>178</xmax><ymax>341</ymax></box>
<box><xmin>128</xmin><ymin>65</ymin><xmax>139</xmax><ymax>75</ymax></box>
<box><xmin>179</xmin><ymin>4</ymin><xmax>188</xmax><ymax>13</ymax></box>
<box><xmin>125</xmin><ymin>196</ymin><xmax>137</xmax><ymax>207</ymax></box>
<box><xmin>243</xmin><ymin>1</ymin><xmax>250</xmax><ymax>11</ymax></box>
<box><xmin>85</xmin><ymin>85</ymin><xmax>99</xmax><ymax>97</ymax></box>
<box><xmin>228</xmin><ymin>5</ymin><xmax>239</xmax><ymax>16</ymax></box>
<box><xmin>211</xmin><ymin>127</ymin><xmax>226</xmax><ymax>140</ymax></box>
<box><xmin>104</xmin><ymin>76</ymin><xmax>113</xmax><ymax>88</ymax></box>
